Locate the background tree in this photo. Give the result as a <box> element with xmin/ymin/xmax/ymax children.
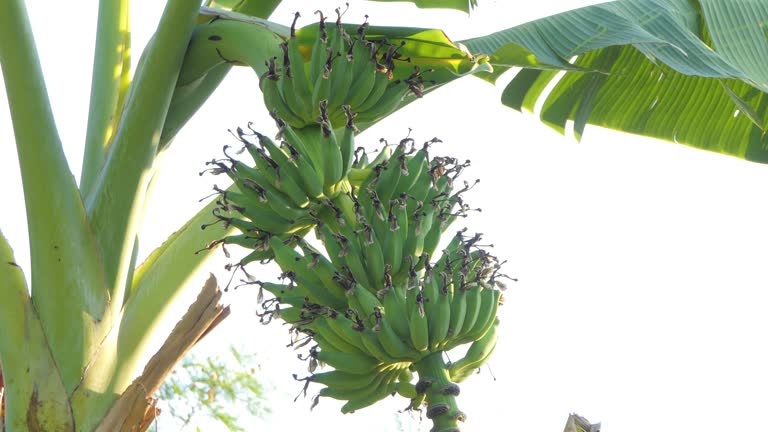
<box><xmin>150</xmin><ymin>347</ymin><xmax>269</xmax><ymax>432</ymax></box>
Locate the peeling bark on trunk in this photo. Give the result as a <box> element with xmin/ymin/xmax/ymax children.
<box><xmin>96</xmin><ymin>274</ymin><xmax>228</xmax><ymax>432</ymax></box>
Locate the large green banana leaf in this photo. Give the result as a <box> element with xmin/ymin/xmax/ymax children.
<box><xmin>369</xmin><ymin>0</ymin><xmax>478</xmax><ymax>13</ymax></box>
<box><xmin>460</xmin><ymin>0</ymin><xmax>768</xmax><ymax>163</ymax></box>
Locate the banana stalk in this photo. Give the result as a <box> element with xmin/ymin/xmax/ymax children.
<box><xmin>412</xmin><ymin>352</ymin><xmax>465</xmax><ymax>432</ymax></box>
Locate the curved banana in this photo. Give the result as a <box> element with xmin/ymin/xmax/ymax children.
<box><xmin>395</xmin><ymin>381</ymin><xmax>418</xmax><ymax>399</ymax></box>
<box><xmin>449</xmin><ymin>318</ymin><xmax>499</xmax><ymax>383</ymax></box>
<box><xmin>456</xmin><ymin>288</ymin><xmax>502</xmax><ymax>346</ymax></box>
<box><xmin>408</xmin><ymin>295</ymin><xmax>429</xmax><ymax>352</ymax></box>
<box><xmin>315</xmin><ymin>350</ymin><xmax>381</xmax><ymax>375</ymax></box>
<box><xmin>310</xmin><ymin>369</ymin><xmax>378</xmax><ymax>392</ymax></box>
<box><xmin>374</xmin><ymin>309</ymin><xmax>421</xmax><ymax>361</ymax></box>
<box><xmin>340</xmin><ymin>367</ymin><xmax>401</xmax><ymax>414</ymax></box>
<box><xmin>310</xmin><ymin>316</ymin><xmax>367</xmax><ymax>354</ymax></box>
<box><xmin>345</xmin><ymin>34</ymin><xmax>377</xmax><ymax>107</ymax></box>
<box><xmin>246</xmin><ymin>130</ymin><xmax>311</xmax><ymax>207</ymax></box>
<box><xmin>380</xmin><ymin>276</ymin><xmax>411</xmax><ymax>340</ymax></box>
<box><xmin>428</xmin><ymin>273</ymin><xmax>452</xmax><ymax>350</ymax></box>
<box><xmin>319</xmin><ymin>115</ymin><xmax>344</xmax><ymax>194</ymax></box>
<box><xmin>283</xmin><ymin>13</ymin><xmax>313</xmax><ymax>121</ymax></box>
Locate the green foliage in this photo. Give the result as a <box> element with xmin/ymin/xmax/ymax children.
<box><xmin>461</xmin><ymin>0</ymin><xmax>768</xmax><ymax>162</ymax></box>
<box><xmin>369</xmin><ymin>0</ymin><xmax>478</xmax><ymax>14</ymax></box>
<box><xmin>151</xmin><ymin>347</ymin><xmax>270</xmax><ymax>432</ymax></box>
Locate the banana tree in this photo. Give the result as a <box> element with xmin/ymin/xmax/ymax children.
<box><xmin>0</xmin><ymin>0</ymin><xmax>490</xmax><ymax>429</ymax></box>
<box><xmin>2</xmin><ymin>0</ymin><xmax>766</xmax><ymax>430</ymax></box>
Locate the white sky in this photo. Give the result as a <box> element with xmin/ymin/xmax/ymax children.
<box><xmin>2</xmin><ymin>1</ymin><xmax>768</xmax><ymax>431</ymax></box>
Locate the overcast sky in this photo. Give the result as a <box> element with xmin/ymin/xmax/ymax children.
<box><xmin>2</xmin><ymin>1</ymin><xmax>768</xmax><ymax>431</ymax></box>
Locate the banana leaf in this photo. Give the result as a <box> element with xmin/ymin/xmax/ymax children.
<box><xmin>368</xmin><ymin>0</ymin><xmax>478</xmax><ymax>14</ymax></box>
<box><xmin>203</xmin><ymin>0</ymin><xmax>282</xmax><ymax>18</ymax></box>
<box><xmin>460</xmin><ymin>0</ymin><xmax>768</xmax><ymax>163</ymax></box>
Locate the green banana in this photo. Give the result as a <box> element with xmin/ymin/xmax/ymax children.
<box><xmin>340</xmin><ymin>106</ymin><xmax>358</xmax><ymax>178</ymax></box>
<box><xmin>260</xmin><ymin>57</ymin><xmax>307</xmax><ymax>127</ymax></box>
<box><xmin>456</xmin><ymin>288</ymin><xmax>502</xmax><ymax>346</ymax></box>
<box><xmin>446</xmin><ymin>283</ymin><xmax>468</xmax><ymax>345</ymax></box>
<box><xmin>345</xmin><ymin>37</ymin><xmax>377</xmax><ymax>108</ymax></box>
<box><xmin>326</xmin><ymin>199</ymin><xmax>373</xmax><ymax>289</ymax></box>
<box><xmin>328</xmin><ymin>35</ymin><xmax>353</xmax><ymax>114</ymax></box>
<box><xmin>295</xmin><ymin>239</ymin><xmax>346</xmax><ymax>297</ymax></box>
<box><xmin>397</xmin><ymin>142</ymin><xmax>432</xmax><ymax>201</ymax></box>
<box><xmin>340</xmin><ymin>367</ymin><xmax>401</xmax><ymax>414</ymax></box>
<box><xmin>274</xmin><ymin>305</ymin><xmax>305</xmax><ymax>324</ymax></box>
<box><xmin>278</xmin><ymin>42</ymin><xmax>311</xmax><ymax>127</ymax></box>
<box><xmin>359</xmin><ymin>328</ymin><xmax>399</xmax><ymax>364</ymax></box>
<box><xmin>403</xmin><ymin>165</ymin><xmax>436</xmax><ymax>214</ymax></box>
<box><xmin>309</xmin><ymin>369</ymin><xmax>379</xmax><ymax>392</ymax></box>
<box><xmin>269</xmin><ymin>236</ymin><xmax>345</xmax><ymax>307</ymax></box>
<box><xmin>275</xmin><ymin>121</ymin><xmax>325</xmax><ymax>199</ymax></box>
<box><xmin>224</xmin><ymin>157</ymin><xmax>313</xmax><ymax>224</ymax></box>
<box><xmin>374</xmin><ymin>310</ymin><xmax>420</xmax><ymax>361</ymax></box>
<box><xmin>367</xmin><ymin>142</ymin><xmax>393</xmax><ymax>169</ymax></box>
<box><xmin>215</xmin><ymin>186</ymin><xmax>298</xmax><ymax>228</ymax></box>
<box><xmin>355</xmin><ymin>81</ymin><xmax>409</xmax><ymax>125</ymax></box>
<box><xmin>386</xmin><ymin>195</ymin><xmax>409</xmax><ymax>275</ymax></box>
<box><xmin>308</xmin><ymin>11</ymin><xmax>328</xmax><ymax>87</ymax></box>
<box><xmin>395</xmin><ymin>380</ymin><xmax>418</xmax><ymax>399</ymax></box>
<box><xmin>318</xmin><ymin>366</ymin><xmax>397</xmax><ymax>412</ymax></box>
<box><xmin>217</xmin><ymin>233</ymin><xmax>268</xmax><ymax>251</ymax></box>
<box><xmin>428</xmin><ymin>272</ymin><xmax>452</xmax><ymax>350</ymax></box>
<box><xmin>380</xmin><ymin>274</ymin><xmax>410</xmax><ymax>340</ymax></box>
<box><xmin>449</xmin><ymin>318</ymin><xmax>499</xmax><ymax>383</ymax></box>
<box><xmin>374</xmin><ymin>141</ymin><xmax>407</xmax><ymax>205</ymax></box>
<box><xmin>235</xmin><ymin>247</ymin><xmax>277</xmax><ymax>266</ymax></box>
<box><xmin>247</xmin><ymin>130</ymin><xmax>311</xmax><ymax>207</ymax></box>
<box><xmin>453</xmin><ymin>283</ymin><xmax>483</xmax><ymax>347</ymax></box>
<box><xmin>310</xmin><ymin>48</ymin><xmax>333</xmax><ymax>117</ymax></box>
<box><xmin>324</xmin><ymin>310</ymin><xmax>367</xmax><ymax>349</ymax></box>
<box><xmin>242</xmin><ymin>141</ymin><xmax>309</xmax><ymax>212</ymax></box>
<box><xmin>408</xmin><ymin>295</ymin><xmax>429</xmax><ymax>352</ymax></box>
<box><xmin>319</xmin><ymin>109</ymin><xmax>344</xmax><ymax>192</ymax></box>
<box><xmin>208</xmin><ymin>202</ymin><xmax>300</xmax><ymax>236</ymax></box>
<box><xmin>358</xmin><ymin>223</ymin><xmax>386</xmax><ymax>290</ymax></box>
<box><xmin>306</xmin><ymin>316</ymin><xmax>360</xmax><ymax>354</ymax></box>
<box><xmin>315</xmin><ymin>222</ymin><xmax>348</xmax><ymax>272</ymax></box>
<box><xmin>337</xmin><ymin>232</ymin><xmax>372</xmax><ymax>290</ymax></box>
<box><xmin>346</xmin><ymin>283</ymin><xmax>382</xmax><ymax>321</ymax></box>
<box><xmin>283</xmin><ymin>12</ymin><xmax>313</xmax><ymax>122</ymax></box>
<box><xmin>258</xmin><ymin>283</ymin><xmax>312</xmax><ymax>313</ymax></box>
<box><xmin>354</xmin><ymin>60</ymin><xmax>391</xmax><ymax>113</ymax></box>
<box><xmin>315</xmin><ymin>350</ymin><xmax>381</xmax><ymax>375</ymax></box>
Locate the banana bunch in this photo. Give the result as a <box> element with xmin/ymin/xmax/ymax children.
<box><xmin>261</xmin><ymin>11</ymin><xmax>428</xmax><ymax>129</ymax></box>
<box><xmin>225</xmin><ymin>135</ymin><xmax>511</xmax><ymax>432</ymax></box>
<box><xmin>200</xmin><ymin>103</ymin><xmax>372</xmax><ymax>262</ymax></box>
<box><xmin>199</xmin><ymin>122</ymin><xmax>324</xmax><ymax>265</ymax></box>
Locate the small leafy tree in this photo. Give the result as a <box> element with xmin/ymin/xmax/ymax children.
<box><xmin>151</xmin><ymin>347</ymin><xmax>269</xmax><ymax>432</ymax></box>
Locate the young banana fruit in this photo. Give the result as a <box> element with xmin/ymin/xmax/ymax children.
<box><xmin>204</xmin><ymin>92</ymin><xmax>512</xmax><ymax>432</ymax></box>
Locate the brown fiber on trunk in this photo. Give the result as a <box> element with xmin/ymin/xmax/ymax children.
<box><xmin>96</xmin><ymin>274</ymin><xmax>230</xmax><ymax>432</ymax></box>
